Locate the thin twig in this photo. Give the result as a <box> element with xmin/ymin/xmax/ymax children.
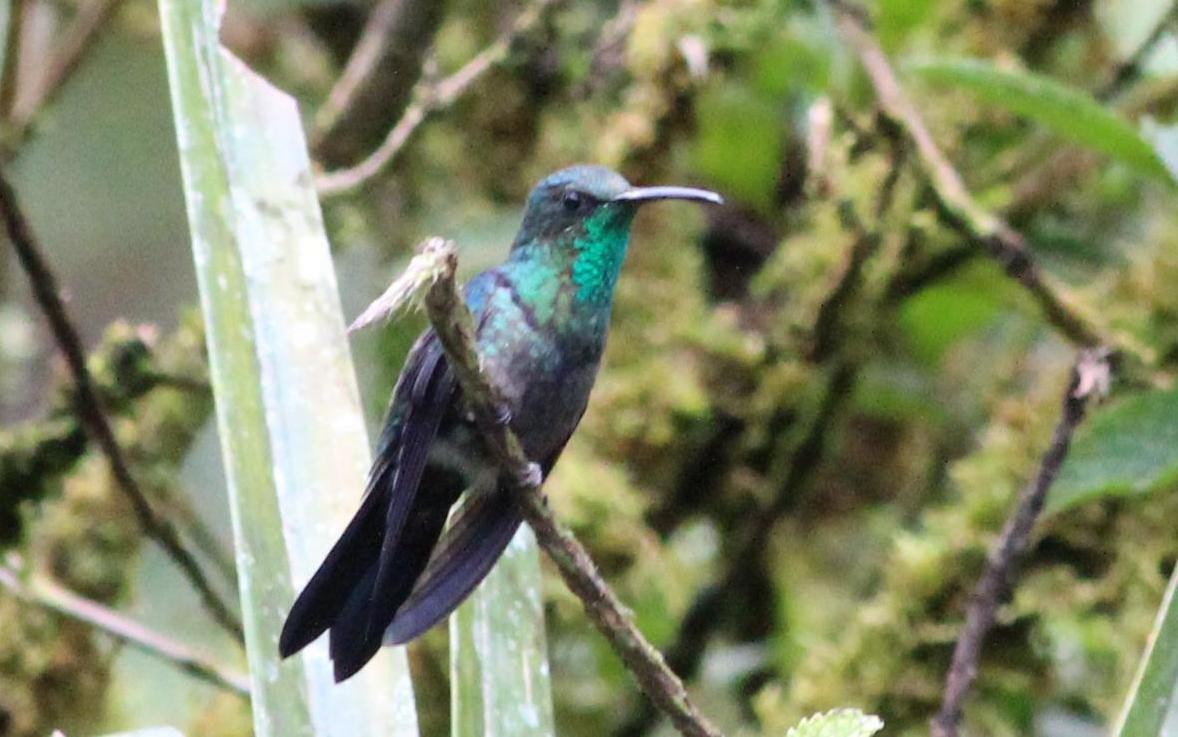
<box><xmin>411</xmin><ymin>238</ymin><xmax>723</xmax><ymax>737</ymax></box>
<box><xmin>0</xmin><ymin>162</ymin><xmax>244</xmax><ymax>644</ymax></box>
<box><xmin>1097</xmin><ymin>5</ymin><xmax>1178</xmax><ymax>100</ymax></box>
<box><xmin>930</xmin><ymin>348</ymin><xmax>1112</xmax><ymax>737</ymax></box>
<box><xmin>0</xmin><ymin>559</ymin><xmax>250</xmax><ymax>696</ymax></box>
<box><xmin>884</xmin><ymin>243</ymin><xmax>975</xmax><ymax>303</ymax></box>
<box><xmin>315</xmin><ymin>0</ymin><xmax>560</xmax><ymax>197</ymax></box>
<box><xmin>827</xmin><ymin>0</ymin><xmax>1111</xmax><ymax>352</ymax></box>
<box><xmin>4</xmin><ymin>0</ymin><xmax>124</xmax><ymax>154</ymax></box>
<box><xmin>142</xmin><ymin>369</ymin><xmax>211</xmax><ymax>394</ymax></box>
<box><xmin>311</xmin><ymin>0</ymin><xmax>445</xmax><ymax>166</ymax></box>
<box><xmin>809</xmin><ymin>202</ymin><xmax>881</xmax><ymax>361</ymax></box>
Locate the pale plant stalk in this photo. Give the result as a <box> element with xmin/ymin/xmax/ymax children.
<box><xmin>157</xmin><ymin>0</ymin><xmax>419</xmax><ymax>733</ymax></box>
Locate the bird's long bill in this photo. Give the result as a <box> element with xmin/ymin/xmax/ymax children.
<box><xmin>612</xmin><ymin>185</ymin><xmax>723</xmax><ymax>205</ymax></box>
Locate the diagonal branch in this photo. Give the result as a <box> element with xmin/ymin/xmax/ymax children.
<box><xmin>310</xmin><ymin>0</ymin><xmax>445</xmax><ymax>167</ymax></box>
<box><xmin>0</xmin><ymin>558</ymin><xmax>249</xmax><ymax>695</ymax></box>
<box><xmin>392</xmin><ymin>237</ymin><xmax>724</xmax><ymax>737</ymax></box>
<box><xmin>3</xmin><ymin>0</ymin><xmax>125</xmax><ymax>155</ymax></box>
<box><xmin>827</xmin><ymin>0</ymin><xmax>1111</xmax><ymax>352</ymax></box>
<box><xmin>0</xmin><ymin>162</ymin><xmax>244</xmax><ymax>644</ymax></box>
<box><xmin>930</xmin><ymin>348</ymin><xmax>1112</xmax><ymax>737</ymax></box>
<box><xmin>1098</xmin><ymin>5</ymin><xmax>1178</xmax><ymax>100</ymax></box>
<box><xmin>315</xmin><ymin>0</ymin><xmax>561</xmax><ymax>197</ymax></box>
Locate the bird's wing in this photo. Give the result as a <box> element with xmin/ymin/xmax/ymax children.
<box><xmin>383</xmin><ymin>487</ymin><xmax>523</xmax><ymax>645</ymax></box>
<box><xmin>279</xmin><ymin>330</ymin><xmax>454</xmax><ymax>668</ymax></box>
<box><xmin>383</xmin><ymin>437</ymin><xmax>576</xmax><ymax>646</ymax></box>
<box><xmin>327</xmin><ymin>272</ymin><xmax>500</xmax><ymax>679</ymax></box>
<box><xmin>326</xmin><ymin>331</ymin><xmax>458</xmax><ymax>679</ymax></box>
<box><xmin>362</xmin><ymin>336</ymin><xmax>455</xmax><ymax>633</ymax></box>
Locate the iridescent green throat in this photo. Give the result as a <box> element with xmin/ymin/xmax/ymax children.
<box><xmin>570</xmin><ymin>206</ymin><xmax>635</xmax><ymax>305</ymax></box>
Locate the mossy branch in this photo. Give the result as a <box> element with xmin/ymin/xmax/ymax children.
<box><xmin>368</xmin><ymin>237</ymin><xmax>725</xmax><ymax>737</ymax></box>
<box><xmin>0</xmin><ymin>322</ymin><xmax>215</xmax><ymax>546</ymax></box>
<box><xmin>315</xmin><ymin>0</ymin><xmax>563</xmax><ymax>197</ymax></box>
<box><xmin>827</xmin><ymin>0</ymin><xmax>1118</xmax><ymax>355</ymax></box>
<box><xmin>0</xmin><ymin>162</ymin><xmax>244</xmax><ymax>643</ymax></box>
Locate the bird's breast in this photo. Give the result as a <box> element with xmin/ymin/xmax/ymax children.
<box><xmin>476</xmin><ymin>303</ymin><xmax>604</xmax><ymax>461</ymax></box>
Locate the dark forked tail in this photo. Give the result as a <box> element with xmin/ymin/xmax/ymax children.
<box><xmin>278</xmin><ymin>330</ymin><xmax>542</xmax><ymax>682</ymax></box>
<box><xmin>277</xmin><ymin>472</ymin><xmax>528</xmax><ymax>681</ymax></box>
<box><xmin>277</xmin><ymin>482</ymin><xmax>388</xmax><ymax>662</ymax></box>
<box><xmin>277</xmin><ymin>474</ymin><xmax>524</xmax><ymax>681</ymax></box>
<box><xmin>276</xmin><ymin>454</ymin><xmax>460</xmax><ymax>682</ymax></box>
<box><xmin>280</xmin><ymin>333</ymin><xmax>460</xmax><ymax>681</ymax></box>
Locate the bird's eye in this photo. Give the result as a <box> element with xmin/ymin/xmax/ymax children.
<box><xmin>561</xmin><ymin>190</ymin><xmax>583</xmax><ymax>212</ymax></box>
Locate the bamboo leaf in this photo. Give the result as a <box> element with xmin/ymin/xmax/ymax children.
<box><xmin>157</xmin><ymin>0</ymin><xmax>419</xmax><ymax>735</ymax></box>
<box><xmin>450</xmin><ymin>526</ymin><xmax>555</xmax><ymax>737</ymax></box>
<box><xmin>1113</xmin><ymin>564</ymin><xmax>1178</xmax><ymax>736</ymax></box>
<box><xmin>1045</xmin><ymin>389</ymin><xmax>1178</xmax><ymax>514</ymax></box>
<box><xmin>906</xmin><ymin>57</ymin><xmax>1174</xmax><ymax>182</ymax></box>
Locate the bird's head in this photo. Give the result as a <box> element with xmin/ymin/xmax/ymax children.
<box><xmin>509</xmin><ymin>165</ymin><xmax>720</xmax><ymax>305</ymax></box>
<box><xmin>512</xmin><ymin>164</ymin><xmax>722</xmax><ymax>248</ymax></box>
<box><xmin>511</xmin><ymin>164</ymin><xmax>720</xmax><ymax>306</ymax></box>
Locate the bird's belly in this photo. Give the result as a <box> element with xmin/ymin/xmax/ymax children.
<box><xmin>514</xmin><ymin>361</ymin><xmax>598</xmax><ymax>458</ymax></box>
<box><xmin>483</xmin><ymin>341</ymin><xmax>600</xmax><ymax>463</ymax></box>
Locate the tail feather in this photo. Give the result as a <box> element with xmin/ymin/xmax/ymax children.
<box><xmin>329</xmin><ymin>487</ymin><xmax>456</xmax><ymax>681</ymax></box>
<box><xmin>278</xmin><ymin>484</ymin><xmax>387</xmax><ymax>658</ymax></box>
<box><xmin>384</xmin><ymin>488</ymin><xmax>523</xmax><ymax>645</ymax></box>
<box><xmin>327</xmin><ymin>564</ymin><xmax>379</xmax><ymax>681</ymax></box>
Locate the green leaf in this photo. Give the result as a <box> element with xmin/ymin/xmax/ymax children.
<box><xmin>692</xmin><ymin>84</ymin><xmax>784</xmax><ymax>211</ymax></box>
<box><xmin>1113</xmin><ymin>564</ymin><xmax>1178</xmax><ymax>736</ymax></box>
<box><xmin>1046</xmin><ymin>389</ymin><xmax>1178</xmax><ymax>514</ymax></box>
<box><xmin>877</xmin><ymin>0</ymin><xmax>934</xmax><ymax>51</ymax></box>
<box><xmin>907</xmin><ymin>57</ymin><xmax>1174</xmax><ymax>182</ymax></box>
<box><xmin>450</xmin><ymin>526</ymin><xmax>555</xmax><ymax>737</ymax></box>
<box><xmin>157</xmin><ymin>0</ymin><xmax>419</xmax><ymax>735</ymax></box>
<box><xmin>785</xmin><ymin>708</ymin><xmax>884</xmax><ymax>737</ymax></box>
<box><xmin>897</xmin><ymin>262</ymin><xmax>1012</xmax><ymax>365</ymax></box>
<box><xmin>97</xmin><ymin>729</ymin><xmax>185</xmax><ymax>737</ymax></box>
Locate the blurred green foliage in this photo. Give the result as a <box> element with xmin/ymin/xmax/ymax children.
<box><xmin>0</xmin><ymin>319</ymin><xmax>218</xmax><ymax>736</ymax></box>
<box><xmin>908</xmin><ymin>57</ymin><xmax>1173</xmax><ymax>181</ymax></box>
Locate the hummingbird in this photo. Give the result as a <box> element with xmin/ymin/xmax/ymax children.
<box><xmin>278</xmin><ymin>164</ymin><xmax>721</xmax><ymax>681</ymax></box>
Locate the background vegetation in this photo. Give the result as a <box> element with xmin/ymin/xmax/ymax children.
<box><xmin>1</xmin><ymin>0</ymin><xmax>1177</xmax><ymax>736</ymax></box>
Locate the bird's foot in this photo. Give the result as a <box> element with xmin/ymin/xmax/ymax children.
<box><xmin>522</xmin><ymin>462</ymin><xmax>543</xmax><ymax>489</ymax></box>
